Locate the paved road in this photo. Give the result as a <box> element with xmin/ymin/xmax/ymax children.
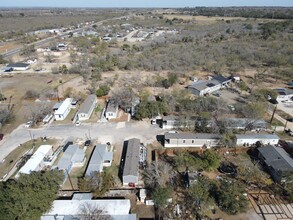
<box><xmin>0</xmin><ymin>121</ymin><xmax>163</xmax><ymax>162</ymax></box>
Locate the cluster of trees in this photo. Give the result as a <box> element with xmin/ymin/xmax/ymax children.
<box><xmin>180</xmin><ymin>7</ymin><xmax>293</xmax><ymax>19</ymax></box>
<box><xmin>0</xmin><ymin>109</ymin><xmax>14</xmax><ymax>127</ymax></box>
<box><xmin>0</xmin><ymin>170</ymin><xmax>63</xmax><ymax>219</ymax></box>
<box><xmin>185</xmin><ymin>176</ymin><xmax>248</xmax><ymax>217</ymax></box>
<box><xmin>78</xmin><ymin>171</ymin><xmax>114</xmax><ymax>197</ymax></box>
<box><xmin>173</xmin><ymin>150</ymin><xmax>221</xmax><ymax>172</ymax></box>
<box><xmin>135</xmin><ymin>100</ymin><xmax>167</xmax><ymax>120</ymax></box>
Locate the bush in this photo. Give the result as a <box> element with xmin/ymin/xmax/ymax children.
<box><xmin>24</xmin><ymin>90</ymin><xmax>40</xmax><ymax>99</ymax></box>
<box><xmin>96</xmin><ymin>84</ymin><xmax>110</xmax><ymax>97</ymax></box>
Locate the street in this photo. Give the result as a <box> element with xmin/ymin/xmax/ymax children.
<box><xmin>0</xmin><ymin>121</ymin><xmax>163</xmax><ymax>162</ymax></box>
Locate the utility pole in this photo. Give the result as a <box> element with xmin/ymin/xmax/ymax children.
<box><xmin>270</xmin><ymin>105</ymin><xmax>277</xmax><ymax>124</ymax></box>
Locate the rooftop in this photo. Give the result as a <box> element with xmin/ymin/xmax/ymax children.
<box><xmin>106</xmin><ymin>100</ymin><xmax>118</xmax><ymax>113</ymax></box>
<box><xmin>85</xmin><ymin>144</ymin><xmax>113</xmax><ymax>175</ymax></box>
<box><xmin>42</xmin><ymin>199</ymin><xmax>132</xmax><ymax>216</ymax></box>
<box><xmin>235</xmin><ymin>134</ymin><xmax>280</xmax><ymax>140</ymax></box>
<box><xmin>18</xmin><ymin>145</ymin><xmax>52</xmax><ymax>175</ymax></box>
<box><xmin>165</xmin><ymin>132</ymin><xmax>221</xmax><ymax>140</ymax></box>
<box><xmin>7</xmin><ymin>62</ymin><xmax>30</xmax><ymax>68</ymax></box>
<box><xmin>57</xmin><ymin>144</ymin><xmax>85</xmax><ymax>170</ymax></box>
<box><xmin>258</xmin><ymin>145</ymin><xmax>293</xmax><ymax>172</ymax></box>
<box><xmin>123</xmin><ymin>138</ymin><xmax>140</xmax><ymax>177</ymax></box>
<box><xmin>188</xmin><ymin>79</ymin><xmax>220</xmax><ymax>92</ymax></box>
<box><xmin>54</xmin><ymin>98</ymin><xmax>72</xmax><ymax>115</ymax></box>
<box><xmin>78</xmin><ymin>94</ymin><xmax>97</xmax><ymax>114</ymax></box>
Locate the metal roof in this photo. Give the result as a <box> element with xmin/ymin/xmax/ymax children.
<box><xmin>188</xmin><ymin>79</ymin><xmax>220</xmax><ymax>92</ymax></box>
<box><xmin>258</xmin><ymin>145</ymin><xmax>293</xmax><ymax>172</ymax></box>
<box><xmin>18</xmin><ymin>145</ymin><xmax>52</xmax><ymax>175</ymax></box>
<box><xmin>165</xmin><ymin>132</ymin><xmax>221</xmax><ymax>140</ymax></box>
<box><xmin>85</xmin><ymin>144</ymin><xmax>113</xmax><ymax>175</ymax></box>
<box><xmin>223</xmin><ymin>118</ymin><xmax>267</xmax><ymax>129</ymax></box>
<box><xmin>54</xmin><ymin>98</ymin><xmax>72</xmax><ymax>115</ymax></box>
<box><xmin>57</xmin><ymin>144</ymin><xmax>85</xmax><ymax>170</ymax></box>
<box><xmin>106</xmin><ymin>100</ymin><xmax>118</xmax><ymax>113</ymax></box>
<box><xmin>7</xmin><ymin>63</ymin><xmax>30</xmax><ymax>68</ymax></box>
<box><xmin>235</xmin><ymin>134</ymin><xmax>279</xmax><ymax>140</ymax></box>
<box><xmin>72</xmin><ymin>192</ymin><xmax>92</xmax><ymax>200</ymax></box>
<box><xmin>79</xmin><ymin>94</ymin><xmax>97</xmax><ymax>114</ymax></box>
<box><xmin>212</xmin><ymin>75</ymin><xmax>231</xmax><ymax>84</ymax></box>
<box><xmin>42</xmin><ymin>199</ymin><xmax>131</xmax><ymax>216</ymax></box>
<box><xmin>123</xmin><ymin>138</ymin><xmax>140</xmax><ymax>177</ymax></box>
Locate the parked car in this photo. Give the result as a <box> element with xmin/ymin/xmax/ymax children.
<box><xmin>269</xmin><ymin>99</ymin><xmax>278</xmax><ymax>104</ymax></box>
<box><xmin>75</xmin><ymin>121</ymin><xmax>81</xmax><ymax>126</ymax></box>
<box><xmin>24</xmin><ymin>121</ymin><xmax>34</xmax><ymax>128</ymax></box>
<box><xmin>212</xmin><ymin>92</ymin><xmax>221</xmax><ymax>97</ymax></box>
<box><xmin>287</xmin><ymin>118</ymin><xmax>293</xmax><ymax>122</ymax></box>
<box><xmin>84</xmin><ymin>140</ymin><xmax>91</xmax><ymax>146</ymax></box>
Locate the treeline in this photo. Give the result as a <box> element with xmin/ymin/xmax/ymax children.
<box><xmin>179</xmin><ymin>7</ymin><xmax>293</xmax><ymax>19</ymax></box>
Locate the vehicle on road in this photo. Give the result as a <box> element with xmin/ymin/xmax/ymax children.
<box><xmin>24</xmin><ymin>121</ymin><xmax>34</xmax><ymax>128</ymax></box>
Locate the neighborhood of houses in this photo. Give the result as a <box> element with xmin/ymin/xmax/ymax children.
<box><xmin>1</xmin><ymin>19</ymin><xmax>293</xmax><ymax>220</ymax></box>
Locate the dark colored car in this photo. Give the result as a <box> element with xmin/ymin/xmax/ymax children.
<box><xmin>0</xmin><ymin>134</ymin><xmax>4</xmax><ymax>141</ymax></box>
<box><xmin>269</xmin><ymin>99</ymin><xmax>278</xmax><ymax>104</ymax></box>
<box><xmin>287</xmin><ymin>118</ymin><xmax>293</xmax><ymax>122</ymax></box>
<box><xmin>84</xmin><ymin>140</ymin><xmax>91</xmax><ymax>146</ymax></box>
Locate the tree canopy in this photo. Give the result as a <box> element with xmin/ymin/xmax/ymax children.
<box><xmin>0</xmin><ymin>170</ymin><xmax>63</xmax><ymax>220</ymax></box>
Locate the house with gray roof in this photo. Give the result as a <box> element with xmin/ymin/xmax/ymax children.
<box><xmin>77</xmin><ymin>94</ymin><xmax>97</xmax><ymax>121</ymax></box>
<box><xmin>223</xmin><ymin>118</ymin><xmax>267</xmax><ymax>131</ymax></box>
<box><xmin>57</xmin><ymin>144</ymin><xmax>85</xmax><ymax>173</ymax></box>
<box><xmin>258</xmin><ymin>145</ymin><xmax>293</xmax><ymax>182</ymax></box>
<box><xmin>188</xmin><ymin>75</ymin><xmax>231</xmax><ymax>96</ymax></box>
<box><xmin>122</xmin><ymin>138</ymin><xmax>141</xmax><ymax>186</ymax></box>
<box><xmin>85</xmin><ymin>144</ymin><xmax>113</xmax><ymax>176</ymax></box>
<box><xmin>105</xmin><ymin>100</ymin><xmax>118</xmax><ymax>120</ymax></box>
<box><xmin>6</xmin><ymin>62</ymin><xmax>30</xmax><ymax>71</ymax></box>
<box><xmin>235</xmin><ymin>134</ymin><xmax>279</xmax><ymax>146</ymax></box>
<box><xmin>164</xmin><ymin>132</ymin><xmax>221</xmax><ymax>148</ymax></box>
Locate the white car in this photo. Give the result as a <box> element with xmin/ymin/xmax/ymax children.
<box><xmin>75</xmin><ymin>121</ymin><xmax>81</xmax><ymax>126</ymax></box>
<box><xmin>24</xmin><ymin>121</ymin><xmax>34</xmax><ymax>128</ymax></box>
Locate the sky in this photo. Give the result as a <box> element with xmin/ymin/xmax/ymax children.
<box><xmin>0</xmin><ymin>0</ymin><xmax>293</xmax><ymax>8</ymax></box>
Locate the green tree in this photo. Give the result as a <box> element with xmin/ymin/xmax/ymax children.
<box><xmin>213</xmin><ymin>180</ymin><xmax>249</xmax><ymax>214</ymax></box>
<box><xmin>201</xmin><ymin>150</ymin><xmax>221</xmax><ymax>171</ymax></box>
<box><xmin>96</xmin><ymin>84</ymin><xmax>110</xmax><ymax>97</ymax></box>
<box><xmin>0</xmin><ymin>170</ymin><xmax>63</xmax><ymax>220</ymax></box>
<box><xmin>151</xmin><ymin>186</ymin><xmax>172</xmax><ymax>208</ymax></box>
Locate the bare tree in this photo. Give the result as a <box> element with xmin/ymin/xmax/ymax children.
<box><xmin>78</xmin><ymin>202</ymin><xmax>110</xmax><ymax>220</ymax></box>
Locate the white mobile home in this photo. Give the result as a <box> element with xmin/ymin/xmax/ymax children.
<box><xmin>164</xmin><ymin>132</ymin><xmax>221</xmax><ymax>148</ymax></box>
<box><xmin>17</xmin><ymin>145</ymin><xmax>53</xmax><ymax>177</ymax></box>
<box><xmin>54</xmin><ymin>98</ymin><xmax>72</xmax><ymax>121</ymax></box>
<box><xmin>105</xmin><ymin>100</ymin><xmax>118</xmax><ymax>120</ymax></box>
<box><xmin>235</xmin><ymin>134</ymin><xmax>279</xmax><ymax>146</ymax></box>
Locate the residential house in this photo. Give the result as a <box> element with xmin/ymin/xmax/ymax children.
<box><xmin>6</xmin><ymin>63</ymin><xmax>30</xmax><ymax>71</ymax></box>
<box><xmin>159</xmin><ymin>116</ymin><xmax>196</xmax><ymax>129</ymax></box>
<box><xmin>41</xmin><ymin>193</ymin><xmax>136</xmax><ymax>220</ymax></box>
<box><xmin>105</xmin><ymin>100</ymin><xmax>118</xmax><ymax>120</ymax></box>
<box><xmin>16</xmin><ymin>145</ymin><xmax>53</xmax><ymax>178</ymax></box>
<box><xmin>275</xmin><ymin>88</ymin><xmax>293</xmax><ymax>102</ymax></box>
<box><xmin>85</xmin><ymin>144</ymin><xmax>113</xmax><ymax>175</ymax></box>
<box><xmin>77</xmin><ymin>94</ymin><xmax>97</xmax><ymax>121</ymax></box>
<box><xmin>164</xmin><ymin>132</ymin><xmax>221</xmax><ymax>148</ymax></box>
<box><xmin>122</xmin><ymin>138</ymin><xmax>141</xmax><ymax>186</ymax></box>
<box><xmin>258</xmin><ymin>145</ymin><xmax>293</xmax><ymax>182</ymax></box>
<box><xmin>54</xmin><ymin>98</ymin><xmax>72</xmax><ymax>121</ymax></box>
<box><xmin>223</xmin><ymin>118</ymin><xmax>267</xmax><ymax>131</ymax></box>
<box><xmin>188</xmin><ymin>75</ymin><xmax>231</xmax><ymax>96</ymax></box>
<box><xmin>235</xmin><ymin>134</ymin><xmax>279</xmax><ymax>146</ymax></box>
<box><xmin>57</xmin><ymin>144</ymin><xmax>85</xmax><ymax>174</ymax></box>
